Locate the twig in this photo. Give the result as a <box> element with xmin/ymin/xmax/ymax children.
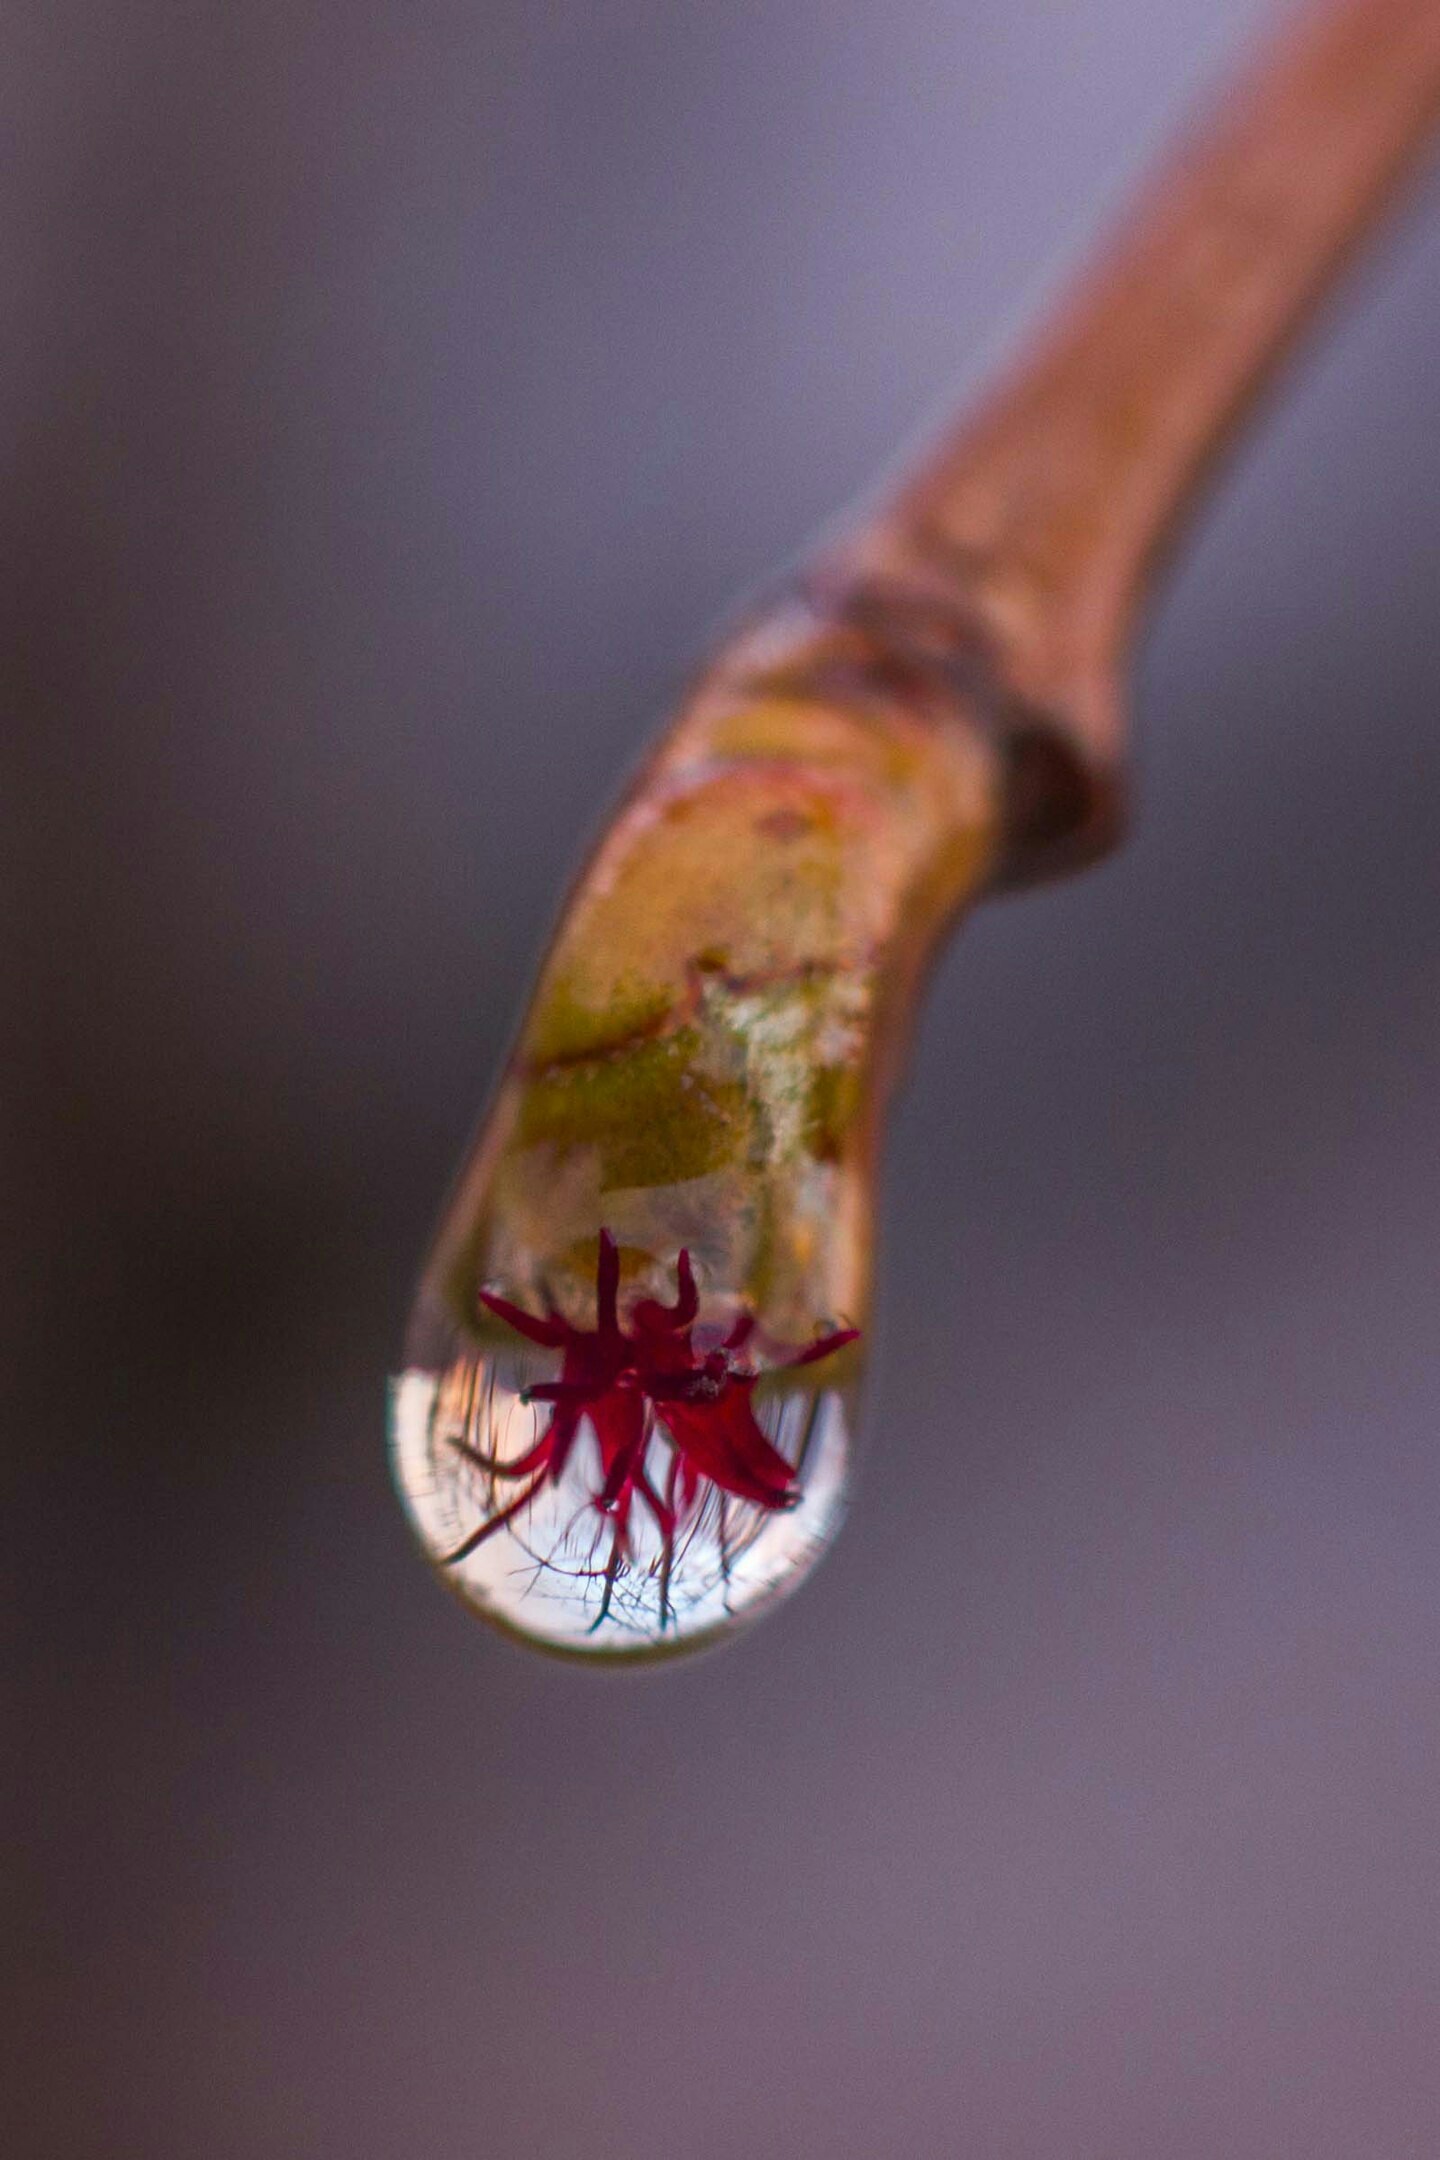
<box><xmin>398</xmin><ymin>0</ymin><xmax>1440</xmax><ymax>1656</ymax></box>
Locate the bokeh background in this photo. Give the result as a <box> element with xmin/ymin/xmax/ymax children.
<box><xmin>7</xmin><ymin>1</ymin><xmax>1440</xmax><ymax>2153</ymax></box>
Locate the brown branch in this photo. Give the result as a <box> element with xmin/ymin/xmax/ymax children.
<box><xmin>402</xmin><ymin>0</ymin><xmax>1440</xmax><ymax>1656</ymax></box>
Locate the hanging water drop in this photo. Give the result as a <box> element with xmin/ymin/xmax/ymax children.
<box><xmin>393</xmin><ymin>1229</ymin><xmax>857</xmax><ymax>1656</ymax></box>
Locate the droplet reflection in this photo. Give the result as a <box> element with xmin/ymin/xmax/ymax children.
<box><xmin>391</xmin><ymin>1346</ymin><xmax>852</xmax><ymax>1658</ymax></box>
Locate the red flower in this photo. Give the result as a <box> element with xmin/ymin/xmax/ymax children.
<box><xmin>445</xmin><ymin>1230</ymin><xmax>857</xmax><ymax>1630</ymax></box>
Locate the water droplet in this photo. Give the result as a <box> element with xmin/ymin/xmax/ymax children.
<box><xmin>391</xmin><ymin>1232</ymin><xmax>859</xmax><ymax>1660</ymax></box>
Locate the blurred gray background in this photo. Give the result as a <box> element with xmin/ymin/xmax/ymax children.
<box><xmin>6</xmin><ymin>1</ymin><xmax>1440</xmax><ymax>2154</ymax></box>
